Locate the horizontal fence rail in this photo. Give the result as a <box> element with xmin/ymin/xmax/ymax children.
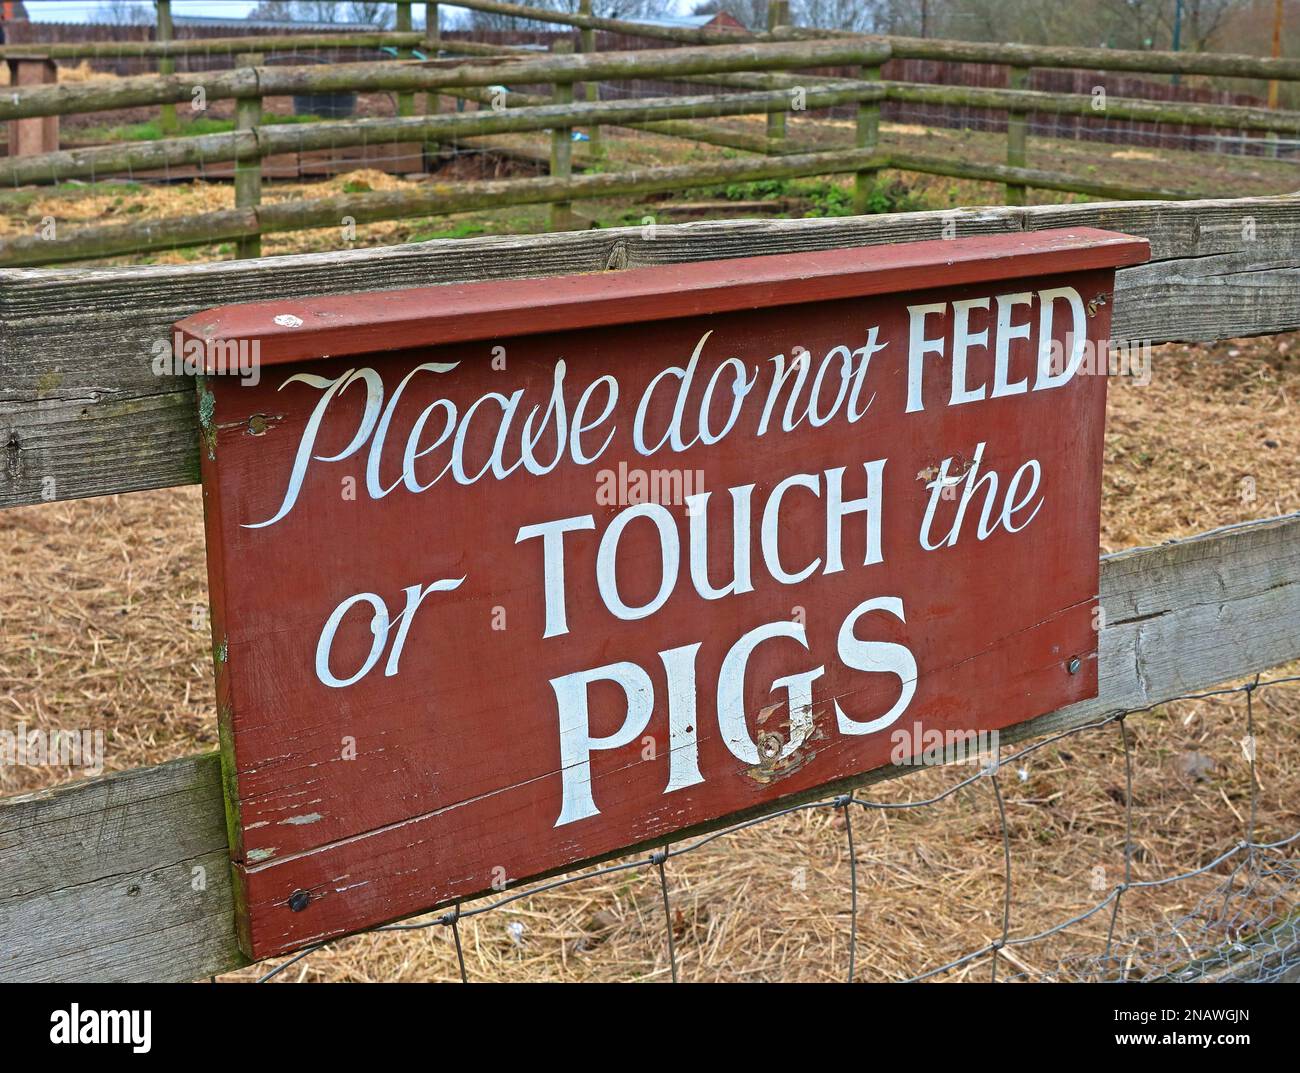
<box><xmin>441</xmin><ymin>0</ymin><xmax>1300</xmax><ymax>81</ymax></box>
<box><xmin>4</xmin><ymin>81</ymin><xmax>1297</xmax><ymax>191</ymax></box>
<box><xmin>0</xmin><ymin>148</ymin><xmax>897</xmax><ymax>268</ymax></box>
<box><xmin>2</xmin><ymin>510</ymin><xmax>1296</xmax><ymax>981</ymax></box>
<box><xmin>12</xmin><ymin>0</ymin><xmax>1300</xmax><ymax>83</ymax></box>
<box><xmin>0</xmin><ymin>83</ymin><xmax>885</xmax><ymax>188</ymax></box>
<box><xmin>0</xmin><ymin>154</ymin><xmax>1196</xmax><ymax>269</ymax></box>
<box><xmin>0</xmin><ymin>39</ymin><xmax>890</xmax><ymax>122</ymax></box>
<box><xmin>0</xmin><ymin>32</ymin><xmax>430</xmax><ymax>61</ymax></box>
<box><xmin>3</xmin><ymin>195</ymin><xmax>1298</xmax><ymax>509</ymax></box>
<box><xmin>7</xmin><ymin>34</ymin><xmax>1300</xmax><ymax>125</ymax></box>
<box><xmin>795</xmin><ymin>28</ymin><xmax>1300</xmax><ymax>82</ymax></box>
<box><xmin>0</xmin><ymin>23</ymin><xmax>1293</xmax><ymax>256</ymax></box>
<box><xmin>258</xmin><ymin>676</ymin><xmax>1300</xmax><ymax>984</ymax></box>
<box><xmin>881</xmin><ymin>82</ymin><xmax>1300</xmax><ymax>137</ymax></box>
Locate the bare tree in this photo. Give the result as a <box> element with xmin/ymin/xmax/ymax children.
<box><xmin>249</xmin><ymin>1</ymin><xmax>355</xmax><ymax>23</ymax></box>
<box><xmin>791</xmin><ymin>0</ymin><xmax>889</xmax><ymax>33</ymax></box>
<box><xmin>296</xmin><ymin>1</ymin><xmax>344</xmax><ymax>23</ymax></box>
<box><xmin>93</xmin><ymin>0</ymin><xmax>153</xmax><ymax>24</ymax></box>
<box><xmin>248</xmin><ymin>1</ymin><xmax>297</xmax><ymax>18</ymax></box>
<box><xmin>915</xmin><ymin>0</ymin><xmax>1249</xmax><ymax>50</ymax></box>
<box><xmin>1182</xmin><ymin>0</ymin><xmax>1244</xmax><ymax>51</ymax></box>
<box><xmin>1091</xmin><ymin>0</ymin><xmax>1174</xmax><ymax>48</ymax></box>
<box><xmin>598</xmin><ymin>0</ymin><xmax>682</xmax><ymax>17</ymax></box>
<box><xmin>347</xmin><ymin>1</ymin><xmax>396</xmax><ymax>28</ymax></box>
<box><xmin>1091</xmin><ymin>0</ymin><xmax>1244</xmax><ymax>51</ymax></box>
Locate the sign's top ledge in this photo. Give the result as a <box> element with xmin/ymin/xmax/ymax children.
<box><xmin>177</xmin><ymin>227</ymin><xmax>1148</xmax><ymax>370</ymax></box>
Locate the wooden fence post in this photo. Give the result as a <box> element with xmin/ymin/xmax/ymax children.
<box><xmin>579</xmin><ymin>0</ymin><xmax>604</xmax><ymax>161</ymax></box>
<box><xmin>396</xmin><ymin>0</ymin><xmax>414</xmax><ymax>117</ymax></box>
<box><xmin>423</xmin><ymin>2</ymin><xmax>441</xmax><ymax>172</ymax></box>
<box><xmin>5</xmin><ymin>57</ymin><xmax>58</xmax><ymax>157</ymax></box>
<box><xmin>852</xmin><ymin>64</ymin><xmax>881</xmax><ymax>215</ymax></box>
<box><xmin>234</xmin><ymin>53</ymin><xmax>263</xmax><ymax>260</ymax></box>
<box><xmin>766</xmin><ymin>0</ymin><xmax>789</xmax><ymax>152</ymax></box>
<box><xmin>1005</xmin><ymin>65</ymin><xmax>1029</xmax><ymax>205</ymax></box>
<box><xmin>156</xmin><ymin>0</ymin><xmax>177</xmax><ymax>135</ymax></box>
<box><xmin>550</xmin><ymin>39</ymin><xmax>574</xmax><ymax>232</ymax></box>
<box><xmin>425</xmin><ymin>2</ymin><xmax>440</xmax><ymax>116</ymax></box>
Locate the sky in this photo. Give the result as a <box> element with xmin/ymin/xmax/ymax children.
<box><xmin>22</xmin><ymin>1</ymin><xmax>695</xmax><ymax>24</ymax></box>
<box><xmin>28</xmin><ymin>2</ymin><xmax>262</xmax><ymax>20</ymax></box>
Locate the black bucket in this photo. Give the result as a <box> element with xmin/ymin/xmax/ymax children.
<box><xmin>292</xmin><ymin>90</ymin><xmax>357</xmax><ymax>119</ymax></box>
<box><xmin>266</xmin><ymin>53</ymin><xmax>359</xmax><ymax>119</ymax></box>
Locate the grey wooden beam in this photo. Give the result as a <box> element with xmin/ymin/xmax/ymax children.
<box><xmin>2</xmin><ymin>196</ymin><xmax>1298</xmax><ymax>510</ymax></box>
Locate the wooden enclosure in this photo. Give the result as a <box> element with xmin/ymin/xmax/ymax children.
<box><xmin>0</xmin><ymin>195</ymin><xmax>1298</xmax><ymax>980</ymax></box>
<box><xmin>1</xmin><ymin>3</ymin><xmax>1300</xmax><ymax>266</ymax></box>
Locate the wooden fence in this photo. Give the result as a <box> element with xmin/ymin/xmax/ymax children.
<box><xmin>1</xmin><ymin>35</ymin><xmax>1299</xmax><ymax>265</ymax></box>
<box><xmin>0</xmin><ymin>2</ymin><xmax>1296</xmax><ymax>265</ymax></box>
<box><xmin>1</xmin><ymin>195</ymin><xmax>1298</xmax><ymax>979</ymax></box>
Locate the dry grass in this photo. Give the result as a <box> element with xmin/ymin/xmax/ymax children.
<box><xmin>0</xmin><ymin>61</ymin><xmax>109</xmax><ymax>87</ymax></box>
<box><xmin>0</xmin><ymin>54</ymin><xmax>1296</xmax><ymax>984</ymax></box>
<box><xmin>1</xmin><ymin>331</ymin><xmax>1296</xmax><ymax>982</ymax></box>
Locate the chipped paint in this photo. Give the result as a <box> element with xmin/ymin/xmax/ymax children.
<box><xmin>280</xmin><ymin>812</ymin><xmax>324</xmax><ymax>826</ymax></box>
<box><xmin>746</xmin><ymin>728</ymin><xmax>829</xmax><ymax>785</ymax></box>
<box><xmin>196</xmin><ymin>233</ymin><xmax>1130</xmax><ymax>960</ymax></box>
<box><xmin>917</xmin><ymin>454</ymin><xmax>974</xmax><ymax>484</ymax></box>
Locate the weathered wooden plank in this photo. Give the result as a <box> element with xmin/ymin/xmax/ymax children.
<box><xmin>27</xmin><ymin>76</ymin><xmax>1292</xmax><ymax>192</ymax></box>
<box><xmin>0</xmin><ymin>151</ymin><xmax>1203</xmax><ymax>267</ymax></box>
<box><xmin>0</xmin><ymin>40</ymin><xmax>889</xmax><ymax>123</ymax></box>
<box><xmin>1036</xmin><ymin>514</ymin><xmax>1300</xmax><ymax>733</ymax></box>
<box><xmin>0</xmin><ymin>752</ymin><xmax>246</xmax><ymax>983</ymax></box>
<box><xmin>2</xmin><ymin>196</ymin><xmax>1298</xmax><ymax>510</ymax></box>
<box><xmin>884</xmin><ymin>81</ymin><xmax>1300</xmax><ymax>136</ymax></box>
<box><xmin>0</xmin><ymin>85</ymin><xmax>884</xmax><ymax>188</ymax></box>
<box><xmin>783</xmin><ymin>26</ymin><xmax>1300</xmax><ymax>81</ymax></box>
<box><xmin>1</xmin><ymin>512</ymin><xmax>1295</xmax><ymax>980</ymax></box>
<box><xmin>1116</xmin><ymin>255</ymin><xmax>1300</xmax><ymax>345</ymax></box>
<box><xmin>888</xmin><ymin>151</ymin><xmax>1197</xmax><ymax>201</ymax></box>
<box><xmin>441</xmin><ymin>0</ymin><xmax>1300</xmax><ymax>80</ymax></box>
<box><xmin>0</xmin><ymin>32</ymin><xmax>428</xmax><ymax>61</ymax></box>
<box><xmin>0</xmin><ymin>148</ymin><xmax>895</xmax><ymax>267</ymax></box>
<box><xmin>176</xmin><ymin>228</ymin><xmax>1148</xmax><ymax>364</ymax></box>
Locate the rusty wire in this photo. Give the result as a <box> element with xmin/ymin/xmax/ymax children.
<box><xmin>257</xmin><ymin>674</ymin><xmax>1300</xmax><ymax>984</ymax></box>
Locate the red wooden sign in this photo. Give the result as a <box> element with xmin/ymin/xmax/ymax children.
<box><xmin>180</xmin><ymin>228</ymin><xmax>1148</xmax><ymax>960</ymax></box>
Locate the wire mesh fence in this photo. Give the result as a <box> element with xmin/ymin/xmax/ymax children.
<box><xmin>250</xmin><ymin>673</ymin><xmax>1300</xmax><ymax>984</ymax></box>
